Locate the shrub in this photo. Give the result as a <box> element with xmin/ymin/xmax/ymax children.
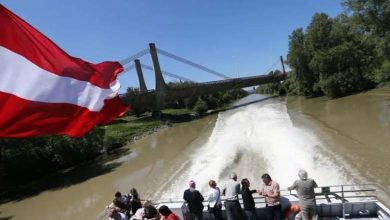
<box><xmin>193</xmin><ymin>98</ymin><xmax>208</xmax><ymax>115</ymax></box>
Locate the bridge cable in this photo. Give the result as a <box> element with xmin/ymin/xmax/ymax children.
<box><xmin>140</xmin><ymin>64</ymin><xmax>196</xmax><ymax>82</ymax></box>
<box><xmin>122</xmin><ymin>64</ymin><xmax>135</xmax><ymax>73</ymax></box>
<box><xmin>156</xmin><ymin>48</ymin><xmax>231</xmax><ymax>79</ymax></box>
<box><xmin>119</xmin><ymin>48</ymin><xmax>149</xmax><ymax>66</ymax></box>
<box><xmin>257</xmin><ymin>59</ymin><xmax>280</xmax><ymax>76</ymax></box>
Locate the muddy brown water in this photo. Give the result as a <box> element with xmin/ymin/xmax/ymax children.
<box><xmin>0</xmin><ymin>88</ymin><xmax>389</xmax><ymax>220</ymax></box>
<box><xmin>287</xmin><ymin>88</ymin><xmax>390</xmax><ymax>204</ymax></box>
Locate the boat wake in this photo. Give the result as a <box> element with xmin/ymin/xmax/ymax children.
<box><xmin>159</xmin><ymin>98</ymin><xmax>350</xmax><ymax>199</ymax></box>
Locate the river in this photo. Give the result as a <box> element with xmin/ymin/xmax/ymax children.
<box><xmin>0</xmin><ymin>88</ymin><xmax>389</xmax><ymax>220</ymax></box>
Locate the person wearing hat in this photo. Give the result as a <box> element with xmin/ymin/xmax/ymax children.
<box><xmin>183</xmin><ymin>180</ymin><xmax>204</xmax><ymax>220</ymax></box>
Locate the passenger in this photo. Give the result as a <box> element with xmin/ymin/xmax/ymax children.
<box><xmin>108</xmin><ymin>207</ymin><xmax>129</xmax><ymax>220</ymax></box>
<box><xmin>241</xmin><ymin>178</ymin><xmax>258</xmax><ymax>220</ymax></box>
<box><xmin>257</xmin><ymin>173</ymin><xmax>281</xmax><ymax>220</ymax></box>
<box><xmin>128</xmin><ymin>188</ymin><xmax>142</xmax><ymax>215</ymax></box>
<box><xmin>108</xmin><ymin>198</ymin><xmax>127</xmax><ymax>213</ymax></box>
<box><xmin>115</xmin><ymin>191</ymin><xmax>130</xmax><ymax>211</ymax></box>
<box><xmin>207</xmin><ymin>180</ymin><xmax>223</xmax><ymax>220</ymax></box>
<box><xmin>158</xmin><ymin>205</ymin><xmax>180</xmax><ymax>220</ymax></box>
<box><xmin>287</xmin><ymin>170</ymin><xmax>318</xmax><ymax>220</ymax></box>
<box><xmin>129</xmin><ymin>204</ymin><xmax>145</xmax><ymax>220</ymax></box>
<box><xmin>221</xmin><ymin>173</ymin><xmax>245</xmax><ymax>220</ymax></box>
<box><xmin>144</xmin><ymin>201</ymin><xmax>160</xmax><ymax>220</ymax></box>
<box><xmin>183</xmin><ymin>180</ymin><xmax>204</xmax><ymax>220</ymax></box>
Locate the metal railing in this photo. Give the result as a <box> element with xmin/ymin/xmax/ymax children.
<box><xmin>98</xmin><ymin>183</ymin><xmax>384</xmax><ymax>220</ymax></box>
<box><xmin>157</xmin><ymin>183</ymin><xmax>381</xmax><ymax>206</ymax></box>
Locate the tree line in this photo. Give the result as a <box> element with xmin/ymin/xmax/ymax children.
<box><xmin>126</xmin><ymin>81</ymin><xmax>248</xmax><ymax>116</ymax></box>
<box><xmin>0</xmin><ymin>127</ymin><xmax>106</xmax><ymax>187</ymax></box>
<box><xmin>165</xmin><ymin>81</ymin><xmax>248</xmax><ymax>115</ymax></box>
<box><xmin>258</xmin><ymin>0</ymin><xmax>389</xmax><ymax>98</ymax></box>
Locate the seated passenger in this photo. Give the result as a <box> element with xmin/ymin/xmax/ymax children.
<box><xmin>107</xmin><ymin>198</ymin><xmax>127</xmax><ymax>213</ymax></box>
<box><xmin>158</xmin><ymin>205</ymin><xmax>180</xmax><ymax>220</ymax></box>
<box><xmin>115</xmin><ymin>191</ymin><xmax>130</xmax><ymax>210</ymax></box>
<box><xmin>130</xmin><ymin>200</ymin><xmax>159</xmax><ymax>220</ymax></box>
<box><xmin>108</xmin><ymin>207</ymin><xmax>129</xmax><ymax>220</ymax></box>
<box><xmin>129</xmin><ymin>207</ymin><xmax>144</xmax><ymax>220</ymax></box>
<box><xmin>144</xmin><ymin>201</ymin><xmax>160</xmax><ymax>220</ymax></box>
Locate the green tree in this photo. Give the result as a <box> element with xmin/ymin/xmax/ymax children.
<box><xmin>0</xmin><ymin>127</ymin><xmax>105</xmax><ymax>183</ymax></box>
<box><xmin>193</xmin><ymin>98</ymin><xmax>208</xmax><ymax>115</ymax></box>
<box><xmin>342</xmin><ymin>0</ymin><xmax>390</xmax><ymax>38</ymax></box>
<box><xmin>286</xmin><ymin>28</ymin><xmax>315</xmax><ymax>96</ymax></box>
<box><xmin>256</xmin><ymin>70</ymin><xmax>285</xmax><ymax>95</ymax></box>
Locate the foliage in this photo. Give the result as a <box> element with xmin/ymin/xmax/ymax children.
<box><xmin>0</xmin><ymin>127</ymin><xmax>105</xmax><ymax>182</ymax></box>
<box><xmin>126</xmin><ymin>87</ymin><xmax>141</xmax><ymax>96</ymax></box>
<box><xmin>256</xmin><ymin>70</ymin><xmax>286</xmax><ymax>95</ymax></box>
<box><xmin>193</xmin><ymin>98</ymin><xmax>208</xmax><ymax>115</ymax></box>
<box><xmin>286</xmin><ymin>4</ymin><xmax>389</xmax><ymax>98</ymax></box>
<box><xmin>374</xmin><ymin>60</ymin><xmax>390</xmax><ymax>86</ymax></box>
<box><xmin>342</xmin><ymin>0</ymin><xmax>390</xmax><ymax>38</ymax></box>
<box><xmin>164</xmin><ymin>81</ymin><xmax>248</xmax><ymax>111</ymax></box>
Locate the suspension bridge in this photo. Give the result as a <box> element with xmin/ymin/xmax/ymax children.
<box><xmin>119</xmin><ymin>43</ymin><xmax>287</xmax><ymax>116</ymax></box>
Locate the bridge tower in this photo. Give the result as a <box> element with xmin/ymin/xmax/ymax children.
<box><xmin>149</xmin><ymin>43</ymin><xmax>168</xmax><ymax>117</ymax></box>
<box><xmin>134</xmin><ymin>59</ymin><xmax>148</xmax><ymax>93</ymax></box>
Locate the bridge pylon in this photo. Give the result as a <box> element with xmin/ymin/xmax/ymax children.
<box><xmin>134</xmin><ymin>59</ymin><xmax>148</xmax><ymax>93</ymax></box>
<box><xmin>149</xmin><ymin>43</ymin><xmax>168</xmax><ymax>117</ymax></box>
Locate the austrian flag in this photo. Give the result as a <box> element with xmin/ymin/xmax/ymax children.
<box><xmin>0</xmin><ymin>5</ymin><xmax>128</xmax><ymax>138</ymax></box>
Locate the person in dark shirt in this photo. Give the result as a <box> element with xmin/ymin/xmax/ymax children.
<box><xmin>241</xmin><ymin>178</ymin><xmax>258</xmax><ymax>220</ymax></box>
<box><xmin>183</xmin><ymin>180</ymin><xmax>204</xmax><ymax>220</ymax></box>
<box><xmin>128</xmin><ymin>188</ymin><xmax>142</xmax><ymax>215</ymax></box>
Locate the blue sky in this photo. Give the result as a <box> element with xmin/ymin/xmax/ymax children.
<box><xmin>2</xmin><ymin>1</ymin><xmax>343</xmax><ymax>92</ymax></box>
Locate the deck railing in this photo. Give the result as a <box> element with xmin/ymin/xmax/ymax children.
<box><xmin>157</xmin><ymin>183</ymin><xmax>384</xmax><ymax>206</ymax></box>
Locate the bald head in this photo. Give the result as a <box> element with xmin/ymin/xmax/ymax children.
<box><xmin>298</xmin><ymin>169</ymin><xmax>308</xmax><ymax>180</ymax></box>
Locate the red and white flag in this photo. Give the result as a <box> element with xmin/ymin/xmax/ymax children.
<box><xmin>0</xmin><ymin>4</ymin><xmax>128</xmax><ymax>138</ymax></box>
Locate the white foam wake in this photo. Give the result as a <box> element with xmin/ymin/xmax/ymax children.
<box><xmin>162</xmin><ymin>98</ymin><xmax>349</xmax><ymax>197</ymax></box>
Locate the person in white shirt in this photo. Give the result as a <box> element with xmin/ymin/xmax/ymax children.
<box><xmin>207</xmin><ymin>180</ymin><xmax>223</xmax><ymax>220</ymax></box>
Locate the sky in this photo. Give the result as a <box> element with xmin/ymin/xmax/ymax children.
<box><xmin>2</xmin><ymin>1</ymin><xmax>344</xmax><ymax>92</ymax></box>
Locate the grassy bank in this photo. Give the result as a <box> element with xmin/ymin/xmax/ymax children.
<box><xmin>104</xmin><ymin>108</ymin><xmax>194</xmax><ymax>149</ymax></box>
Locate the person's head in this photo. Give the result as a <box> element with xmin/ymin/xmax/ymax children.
<box><xmin>298</xmin><ymin>169</ymin><xmax>308</xmax><ymax>180</ymax></box>
<box><xmin>241</xmin><ymin>178</ymin><xmax>250</xmax><ymax>188</ymax></box>
<box><xmin>114</xmin><ymin>191</ymin><xmax>122</xmax><ymax>198</ymax></box>
<box><xmin>113</xmin><ymin>198</ymin><xmax>125</xmax><ymax>210</ymax></box>
<box><xmin>230</xmin><ymin>172</ymin><xmax>237</xmax><ymax>181</ymax></box>
<box><xmin>189</xmin><ymin>180</ymin><xmax>196</xmax><ymax>189</ymax></box>
<box><xmin>144</xmin><ymin>201</ymin><xmax>158</xmax><ymax>218</ymax></box>
<box><xmin>129</xmin><ymin>188</ymin><xmax>138</xmax><ymax>196</ymax></box>
<box><xmin>108</xmin><ymin>207</ymin><xmax>119</xmax><ymax>218</ymax></box>
<box><xmin>261</xmin><ymin>173</ymin><xmax>272</xmax><ymax>185</ymax></box>
<box><xmin>158</xmin><ymin>205</ymin><xmax>172</xmax><ymax>217</ymax></box>
<box><xmin>143</xmin><ymin>200</ymin><xmax>153</xmax><ymax>208</ymax></box>
<box><xmin>209</xmin><ymin>180</ymin><xmax>217</xmax><ymax>188</ymax></box>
